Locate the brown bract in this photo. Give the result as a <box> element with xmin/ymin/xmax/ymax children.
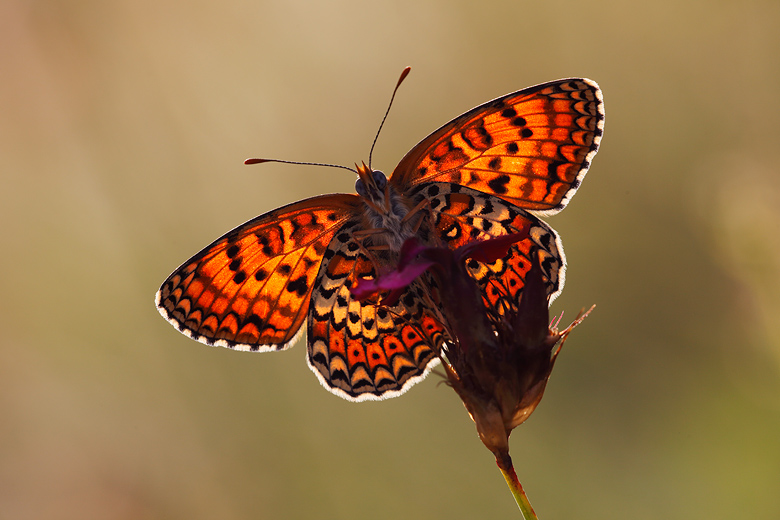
<box><xmin>438</xmin><ymin>248</ymin><xmax>591</xmax><ymax>458</ymax></box>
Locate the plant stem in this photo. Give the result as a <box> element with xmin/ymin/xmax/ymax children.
<box><xmin>496</xmin><ymin>453</ymin><xmax>539</xmax><ymax>519</ymax></box>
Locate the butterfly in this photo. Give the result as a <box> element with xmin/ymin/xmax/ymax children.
<box><xmin>156</xmin><ymin>74</ymin><xmax>604</xmax><ymax>401</ymax></box>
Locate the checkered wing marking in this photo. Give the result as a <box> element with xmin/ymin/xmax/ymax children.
<box><xmin>306</xmin><ymin>222</ymin><xmax>447</xmax><ymax>401</ymax></box>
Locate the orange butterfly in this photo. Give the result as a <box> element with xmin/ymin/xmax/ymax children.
<box><xmin>156</xmin><ymin>72</ymin><xmax>604</xmax><ymax>401</ymax></box>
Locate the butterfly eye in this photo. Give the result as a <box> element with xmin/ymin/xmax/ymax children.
<box><xmin>373</xmin><ymin>170</ymin><xmax>387</xmax><ymax>190</ymax></box>
<box><xmin>355</xmin><ymin>178</ymin><xmax>368</xmax><ymax>197</ymax></box>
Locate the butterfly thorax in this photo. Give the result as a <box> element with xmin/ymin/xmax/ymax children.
<box><xmin>355</xmin><ymin>167</ymin><xmax>422</xmax><ymax>253</ymax></box>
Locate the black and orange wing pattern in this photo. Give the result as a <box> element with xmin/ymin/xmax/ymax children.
<box><xmin>156</xmin><ymin>194</ymin><xmax>360</xmax><ymax>351</ymax></box>
<box><xmin>306</xmin><ymin>222</ymin><xmax>447</xmax><ymax>401</ymax></box>
<box><xmin>409</xmin><ymin>183</ymin><xmax>564</xmax><ymax>321</ymax></box>
<box><xmin>391</xmin><ymin>79</ymin><xmax>604</xmax><ymax>215</ymax></box>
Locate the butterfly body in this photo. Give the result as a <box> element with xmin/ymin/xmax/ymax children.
<box><xmin>157</xmin><ymin>78</ymin><xmax>604</xmax><ymax>401</ymax></box>
<box><xmin>353</xmin><ymin>166</ymin><xmax>425</xmax><ymax>254</ymax></box>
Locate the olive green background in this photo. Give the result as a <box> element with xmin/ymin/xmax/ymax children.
<box><xmin>2</xmin><ymin>1</ymin><xmax>779</xmax><ymax>518</ymax></box>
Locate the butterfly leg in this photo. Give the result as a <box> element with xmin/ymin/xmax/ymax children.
<box><xmin>349</xmin><ymin>227</ymin><xmax>395</xmax><ymax>276</ymax></box>
<box><xmin>351</xmin><ymin>228</ymin><xmax>393</xmax><ymax>252</ymax></box>
<box><xmin>352</xmin><ymin>227</ymin><xmax>389</xmax><ymax>239</ymax></box>
<box><xmin>401</xmin><ymin>199</ymin><xmax>433</xmax><ymax>233</ymax></box>
<box><xmin>399</xmin><ymin>198</ymin><xmax>438</xmax><ymax>241</ymax></box>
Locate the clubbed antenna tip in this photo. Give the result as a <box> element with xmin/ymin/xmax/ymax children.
<box><xmin>368</xmin><ymin>66</ymin><xmax>412</xmax><ymax>169</ymax></box>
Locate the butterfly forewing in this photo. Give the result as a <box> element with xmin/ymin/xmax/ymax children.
<box><xmin>156</xmin><ymin>194</ymin><xmax>360</xmax><ymax>351</ymax></box>
<box><xmin>391</xmin><ymin>79</ymin><xmax>604</xmax><ymax>215</ymax></box>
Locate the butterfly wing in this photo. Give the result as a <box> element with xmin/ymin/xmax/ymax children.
<box><xmin>306</xmin><ymin>221</ymin><xmax>447</xmax><ymax>401</ymax></box>
<box><xmin>391</xmin><ymin>78</ymin><xmax>604</xmax><ymax>215</ymax></box>
<box><xmin>411</xmin><ymin>183</ymin><xmax>565</xmax><ymax>318</ymax></box>
<box><xmin>156</xmin><ymin>194</ymin><xmax>360</xmax><ymax>351</ymax></box>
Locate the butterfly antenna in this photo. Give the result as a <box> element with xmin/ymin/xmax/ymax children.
<box><xmin>368</xmin><ymin>66</ymin><xmax>411</xmax><ymax>170</ymax></box>
<box><xmin>244</xmin><ymin>157</ymin><xmax>357</xmax><ymax>174</ymax></box>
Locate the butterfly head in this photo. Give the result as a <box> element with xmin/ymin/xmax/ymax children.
<box><xmin>355</xmin><ymin>161</ymin><xmax>388</xmax><ymax>202</ymax></box>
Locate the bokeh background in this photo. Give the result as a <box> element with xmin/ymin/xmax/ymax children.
<box><xmin>3</xmin><ymin>0</ymin><xmax>780</xmax><ymax>518</ymax></box>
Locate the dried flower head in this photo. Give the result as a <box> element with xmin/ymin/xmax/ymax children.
<box><xmin>352</xmin><ymin>234</ymin><xmax>592</xmax><ymax>458</ymax></box>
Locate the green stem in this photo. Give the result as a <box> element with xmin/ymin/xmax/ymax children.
<box><xmin>496</xmin><ymin>453</ymin><xmax>539</xmax><ymax>519</ymax></box>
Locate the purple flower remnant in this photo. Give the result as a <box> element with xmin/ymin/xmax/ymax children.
<box><xmin>351</xmin><ymin>233</ymin><xmax>592</xmax><ymax>460</ymax></box>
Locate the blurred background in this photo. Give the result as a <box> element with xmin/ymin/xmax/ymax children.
<box><xmin>2</xmin><ymin>0</ymin><xmax>780</xmax><ymax>518</ymax></box>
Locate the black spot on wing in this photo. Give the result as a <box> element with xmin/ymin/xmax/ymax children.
<box><xmin>487</xmin><ymin>175</ymin><xmax>510</xmax><ymax>194</ymax></box>
<box><xmin>511</xmin><ymin>116</ymin><xmax>527</xmax><ymax>127</ymax></box>
<box><xmin>286</xmin><ymin>275</ymin><xmax>308</xmax><ymax>297</ymax></box>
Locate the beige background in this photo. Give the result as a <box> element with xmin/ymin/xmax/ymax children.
<box><xmin>2</xmin><ymin>0</ymin><xmax>780</xmax><ymax>518</ymax></box>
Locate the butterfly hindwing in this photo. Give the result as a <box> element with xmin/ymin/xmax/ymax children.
<box><xmin>391</xmin><ymin>78</ymin><xmax>604</xmax><ymax>215</ymax></box>
<box><xmin>412</xmin><ymin>183</ymin><xmax>564</xmax><ymax>319</ymax></box>
<box><xmin>156</xmin><ymin>194</ymin><xmax>360</xmax><ymax>351</ymax></box>
<box><xmin>306</xmin><ymin>222</ymin><xmax>446</xmax><ymax>401</ymax></box>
